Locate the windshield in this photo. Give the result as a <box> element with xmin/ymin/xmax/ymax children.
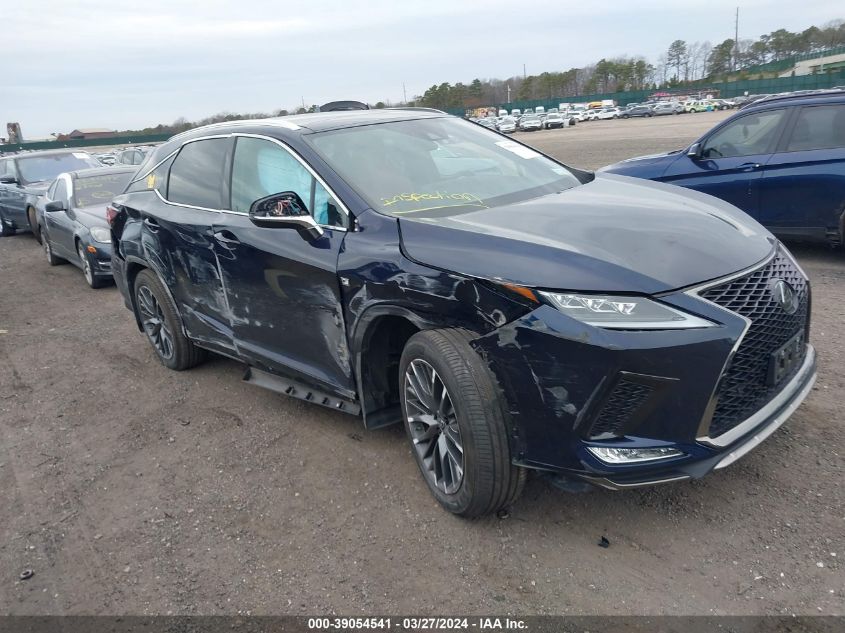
<box><xmin>17</xmin><ymin>153</ymin><xmax>100</xmax><ymax>184</ymax></box>
<box><xmin>73</xmin><ymin>172</ymin><xmax>134</xmax><ymax>207</ymax></box>
<box><xmin>308</xmin><ymin>117</ymin><xmax>580</xmax><ymax>218</ymax></box>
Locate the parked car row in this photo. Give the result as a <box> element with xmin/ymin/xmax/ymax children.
<box><xmin>471</xmin><ymin>107</ymin><xmax>578</xmax><ymax>132</ymax></box>
<box><xmin>0</xmin><ymin>105</ymin><xmax>824</xmax><ymax>518</ymax></box>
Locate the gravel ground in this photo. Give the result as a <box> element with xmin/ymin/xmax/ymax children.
<box><xmin>0</xmin><ymin>112</ymin><xmax>843</xmax><ymax>616</ymax></box>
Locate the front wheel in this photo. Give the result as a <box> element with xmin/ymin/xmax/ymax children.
<box><xmin>400</xmin><ymin>329</ymin><xmax>525</xmax><ymax>517</ymax></box>
<box><xmin>133</xmin><ymin>269</ymin><xmax>206</xmax><ymax>370</ymax></box>
<box><xmin>0</xmin><ymin>212</ymin><xmax>15</xmax><ymax>237</ymax></box>
<box><xmin>77</xmin><ymin>241</ymin><xmax>108</xmax><ymax>289</ymax></box>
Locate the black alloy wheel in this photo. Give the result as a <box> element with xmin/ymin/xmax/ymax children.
<box><xmin>400</xmin><ymin>329</ymin><xmax>525</xmax><ymax>517</ymax></box>
<box><xmin>133</xmin><ymin>269</ymin><xmax>206</xmax><ymax>370</ymax></box>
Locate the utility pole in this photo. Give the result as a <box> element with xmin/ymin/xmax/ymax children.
<box><xmin>506</xmin><ymin>83</ymin><xmax>511</xmax><ymax>103</ymax></box>
<box><xmin>523</xmin><ymin>64</ymin><xmax>527</xmax><ymax>79</ymax></box>
<box><xmin>733</xmin><ymin>7</ymin><xmax>739</xmax><ymax>72</ymax></box>
<box><xmin>402</xmin><ymin>83</ymin><xmax>407</xmax><ymax>104</ymax></box>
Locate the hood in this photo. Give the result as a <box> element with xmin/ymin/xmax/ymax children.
<box><xmin>398</xmin><ymin>173</ymin><xmax>775</xmax><ymax>295</ymax></box>
<box><xmin>73</xmin><ymin>205</ymin><xmax>109</xmax><ymax>228</ymax></box>
<box><xmin>598</xmin><ymin>149</ymin><xmax>684</xmax><ymax>177</ymax></box>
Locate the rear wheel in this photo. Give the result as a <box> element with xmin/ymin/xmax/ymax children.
<box><xmin>133</xmin><ymin>269</ymin><xmax>206</xmax><ymax>370</ymax></box>
<box><xmin>44</xmin><ymin>233</ymin><xmax>64</xmax><ymax>265</ymax></box>
<box><xmin>400</xmin><ymin>329</ymin><xmax>525</xmax><ymax>517</ymax></box>
<box><xmin>27</xmin><ymin>207</ymin><xmax>41</xmax><ymax>243</ymax></box>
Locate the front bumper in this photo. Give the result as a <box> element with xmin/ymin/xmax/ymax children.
<box><xmin>87</xmin><ymin>243</ymin><xmax>114</xmax><ymax>276</ymax></box>
<box><xmin>472</xmin><ymin>279</ymin><xmax>815</xmax><ymax>490</ymax></box>
<box><xmin>584</xmin><ymin>346</ymin><xmax>816</xmax><ymax>489</ymax></box>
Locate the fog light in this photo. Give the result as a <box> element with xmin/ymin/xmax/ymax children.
<box><xmin>588</xmin><ymin>446</ymin><xmax>684</xmax><ymax>464</ymax></box>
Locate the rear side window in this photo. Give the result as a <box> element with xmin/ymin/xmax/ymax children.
<box><xmin>126</xmin><ymin>154</ymin><xmax>175</xmax><ymax>194</ymax></box>
<box><xmin>785</xmin><ymin>104</ymin><xmax>845</xmax><ymax>152</ymax></box>
<box><xmin>167</xmin><ymin>139</ymin><xmax>229</xmax><ymax>209</ymax></box>
<box><xmin>701</xmin><ymin>109</ymin><xmax>786</xmax><ymax>158</ymax></box>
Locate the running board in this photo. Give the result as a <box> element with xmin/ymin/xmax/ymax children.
<box><xmin>243</xmin><ymin>367</ymin><xmax>361</xmax><ymax>416</ymax></box>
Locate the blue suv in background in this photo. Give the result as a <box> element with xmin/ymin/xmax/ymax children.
<box><xmin>602</xmin><ymin>91</ymin><xmax>845</xmax><ymax>247</ymax></box>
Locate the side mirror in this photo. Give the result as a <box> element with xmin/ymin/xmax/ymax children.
<box><xmin>248</xmin><ymin>191</ymin><xmax>324</xmax><ymax>240</ymax></box>
<box><xmin>0</xmin><ymin>175</ymin><xmax>19</xmax><ymax>185</ymax></box>
<box><xmin>687</xmin><ymin>142</ymin><xmax>702</xmax><ymax>158</ymax></box>
<box><xmin>45</xmin><ymin>200</ymin><xmax>67</xmax><ymax>212</ymax></box>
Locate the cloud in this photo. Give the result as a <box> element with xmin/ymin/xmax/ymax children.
<box><xmin>2</xmin><ymin>0</ymin><xmax>839</xmax><ymax>137</ymax></box>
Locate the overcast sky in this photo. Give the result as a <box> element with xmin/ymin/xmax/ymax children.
<box><xmin>3</xmin><ymin>0</ymin><xmax>839</xmax><ymax>138</ymax></box>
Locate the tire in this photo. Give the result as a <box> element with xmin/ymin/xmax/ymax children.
<box><xmin>133</xmin><ymin>268</ymin><xmax>206</xmax><ymax>370</ymax></box>
<box><xmin>43</xmin><ymin>233</ymin><xmax>64</xmax><ymax>265</ymax></box>
<box><xmin>399</xmin><ymin>329</ymin><xmax>525</xmax><ymax>517</ymax></box>
<box><xmin>0</xmin><ymin>212</ymin><xmax>15</xmax><ymax>237</ymax></box>
<box><xmin>27</xmin><ymin>207</ymin><xmax>41</xmax><ymax>243</ymax></box>
<box><xmin>77</xmin><ymin>241</ymin><xmax>108</xmax><ymax>289</ymax></box>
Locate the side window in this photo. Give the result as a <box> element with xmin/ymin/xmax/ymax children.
<box><xmin>126</xmin><ymin>154</ymin><xmax>175</xmax><ymax>194</ymax></box>
<box><xmin>54</xmin><ymin>179</ymin><xmax>68</xmax><ymax>203</ymax></box>
<box><xmin>46</xmin><ymin>180</ymin><xmax>58</xmax><ymax>200</ymax></box>
<box><xmin>167</xmin><ymin>138</ymin><xmax>230</xmax><ymax>209</ymax></box>
<box><xmin>785</xmin><ymin>105</ymin><xmax>845</xmax><ymax>152</ymax></box>
<box><xmin>230</xmin><ymin>137</ymin><xmax>346</xmax><ymax>227</ymax></box>
<box><xmin>701</xmin><ymin>110</ymin><xmax>787</xmax><ymax>158</ymax></box>
<box><xmin>0</xmin><ymin>160</ymin><xmax>17</xmax><ymax>179</ymax></box>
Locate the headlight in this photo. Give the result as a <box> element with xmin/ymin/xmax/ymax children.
<box><xmin>539</xmin><ymin>292</ymin><xmax>714</xmax><ymax>329</ymax></box>
<box><xmin>89</xmin><ymin>227</ymin><xmax>111</xmax><ymax>243</ymax></box>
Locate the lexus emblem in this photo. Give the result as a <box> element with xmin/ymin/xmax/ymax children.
<box><xmin>771</xmin><ymin>279</ymin><xmax>799</xmax><ymax>315</ymax></box>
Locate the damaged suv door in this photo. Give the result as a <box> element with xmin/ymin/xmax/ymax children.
<box><xmin>212</xmin><ymin>135</ymin><xmax>355</xmax><ymax>396</ymax></box>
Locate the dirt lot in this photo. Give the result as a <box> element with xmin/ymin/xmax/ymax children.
<box><xmin>1</xmin><ymin>112</ymin><xmax>843</xmax><ymax>616</ymax></box>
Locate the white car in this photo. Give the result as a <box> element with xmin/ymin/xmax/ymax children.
<box><xmin>596</xmin><ymin>108</ymin><xmax>622</xmax><ymax>120</ymax></box>
<box><xmin>584</xmin><ymin>110</ymin><xmax>601</xmax><ymax>121</ymax></box>
<box><xmin>565</xmin><ymin>110</ymin><xmax>587</xmax><ymax>122</ymax></box>
<box><xmin>497</xmin><ymin>116</ymin><xmax>517</xmax><ymax>133</ymax></box>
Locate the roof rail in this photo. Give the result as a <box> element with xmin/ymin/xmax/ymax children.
<box><xmin>744</xmin><ymin>88</ymin><xmax>844</xmax><ymax>108</ymax></box>
<box><xmin>386</xmin><ymin>107</ymin><xmax>447</xmax><ymax>114</ymax></box>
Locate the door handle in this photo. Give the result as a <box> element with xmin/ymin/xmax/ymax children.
<box><xmin>143</xmin><ymin>217</ymin><xmax>160</xmax><ymax>232</ymax></box>
<box><xmin>737</xmin><ymin>162</ymin><xmax>762</xmax><ymax>172</ymax></box>
<box><xmin>213</xmin><ymin>230</ymin><xmax>241</xmax><ymax>247</ymax></box>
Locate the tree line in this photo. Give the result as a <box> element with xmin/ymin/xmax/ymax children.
<box><xmin>112</xmin><ymin>18</ymin><xmax>843</xmax><ymax>136</ymax></box>
<box><xmin>417</xmin><ymin>18</ymin><xmax>845</xmax><ymax>109</ymax></box>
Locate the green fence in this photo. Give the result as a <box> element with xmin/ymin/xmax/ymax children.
<box><xmin>451</xmin><ymin>69</ymin><xmax>845</xmax><ymax>117</ymax></box>
<box><xmin>0</xmin><ymin>133</ymin><xmax>172</xmax><ymax>154</ymax></box>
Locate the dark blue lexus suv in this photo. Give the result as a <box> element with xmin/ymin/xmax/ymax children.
<box><xmin>109</xmin><ymin>109</ymin><xmax>816</xmax><ymax>516</ymax></box>
<box><xmin>602</xmin><ymin>91</ymin><xmax>845</xmax><ymax>247</ymax></box>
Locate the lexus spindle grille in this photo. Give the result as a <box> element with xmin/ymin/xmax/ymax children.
<box><xmin>700</xmin><ymin>247</ymin><xmax>809</xmax><ymax>438</ymax></box>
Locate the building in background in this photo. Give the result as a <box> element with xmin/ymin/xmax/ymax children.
<box><xmin>57</xmin><ymin>128</ymin><xmax>117</xmax><ymax>141</ymax></box>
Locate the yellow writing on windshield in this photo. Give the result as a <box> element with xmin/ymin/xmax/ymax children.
<box><xmin>381</xmin><ymin>191</ymin><xmax>484</xmax><ymax>207</ymax></box>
